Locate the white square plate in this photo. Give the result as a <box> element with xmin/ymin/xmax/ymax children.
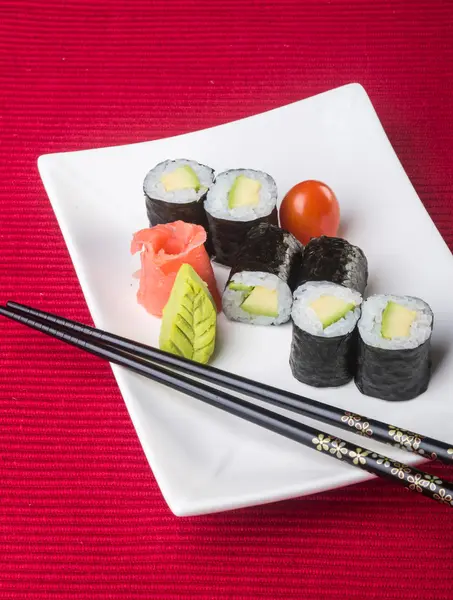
<box><xmin>38</xmin><ymin>83</ymin><xmax>453</xmax><ymax>516</ymax></box>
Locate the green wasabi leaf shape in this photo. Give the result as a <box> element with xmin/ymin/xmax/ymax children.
<box><xmin>159</xmin><ymin>263</ymin><xmax>217</xmax><ymax>364</ymax></box>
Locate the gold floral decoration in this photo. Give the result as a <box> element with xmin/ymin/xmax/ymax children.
<box><xmin>390</xmin><ymin>462</ymin><xmax>412</xmax><ymax>480</ymax></box>
<box><xmin>433</xmin><ymin>488</ymin><xmax>453</xmax><ymax>506</ymax></box>
<box><xmin>341</xmin><ymin>412</ymin><xmax>373</xmax><ymax>436</ymax></box>
<box><xmin>407</xmin><ymin>473</ymin><xmax>424</xmax><ymax>493</ymax></box>
<box><xmin>312</xmin><ymin>434</ymin><xmax>331</xmax><ymax>452</ymax></box>
<box><xmin>388</xmin><ymin>425</ymin><xmax>424</xmax><ymax>452</ymax></box>
<box><xmin>329</xmin><ymin>439</ymin><xmax>348</xmax><ymax>459</ymax></box>
<box><xmin>372</xmin><ymin>453</ymin><xmax>391</xmax><ymax>468</ymax></box>
<box><xmin>341</xmin><ymin>412</ymin><xmax>361</xmax><ymax>427</ymax></box>
<box><xmin>388</xmin><ymin>426</ymin><xmax>405</xmax><ymax>443</ymax></box>
<box><xmin>421</xmin><ymin>474</ymin><xmax>442</xmax><ymax>492</ymax></box>
<box><xmin>349</xmin><ymin>448</ymin><xmax>369</xmax><ymax>465</ymax></box>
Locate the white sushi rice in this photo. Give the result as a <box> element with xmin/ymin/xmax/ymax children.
<box><xmin>291</xmin><ymin>281</ymin><xmax>362</xmax><ymax>337</ymax></box>
<box><xmin>358</xmin><ymin>294</ymin><xmax>433</xmax><ymax>350</ymax></box>
<box><xmin>204</xmin><ymin>169</ymin><xmax>277</xmax><ymax>221</ymax></box>
<box><xmin>143</xmin><ymin>159</ymin><xmax>214</xmax><ymax>203</ymax></box>
<box><xmin>222</xmin><ymin>271</ymin><xmax>292</xmax><ymax>325</ymax></box>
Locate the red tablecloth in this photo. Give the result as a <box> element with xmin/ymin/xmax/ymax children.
<box><xmin>1</xmin><ymin>1</ymin><xmax>452</xmax><ymax>598</ymax></box>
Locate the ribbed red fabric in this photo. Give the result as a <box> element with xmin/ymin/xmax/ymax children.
<box><xmin>1</xmin><ymin>1</ymin><xmax>452</xmax><ymax>598</ymax></box>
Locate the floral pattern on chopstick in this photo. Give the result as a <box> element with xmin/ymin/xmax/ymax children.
<box><xmin>407</xmin><ymin>474</ymin><xmax>424</xmax><ymax>493</ymax></box>
<box><xmin>433</xmin><ymin>489</ymin><xmax>453</xmax><ymax>505</ymax></box>
<box><xmin>339</xmin><ymin>414</ymin><xmax>452</xmax><ymax>466</ymax></box>
<box><xmin>312</xmin><ymin>434</ymin><xmax>331</xmax><ymax>452</ymax></box>
<box><xmin>388</xmin><ymin>425</ymin><xmax>424</xmax><ymax>452</ymax></box>
<box><xmin>349</xmin><ymin>448</ymin><xmax>369</xmax><ymax>465</ymax></box>
<box><xmin>390</xmin><ymin>462</ymin><xmax>412</xmax><ymax>480</ymax></box>
<box><xmin>340</xmin><ymin>412</ymin><xmax>373</xmax><ymax>436</ymax></box>
<box><xmin>386</xmin><ymin>427</ymin><xmax>451</xmax><ymax>463</ymax></box>
<box><xmin>369</xmin><ymin>454</ymin><xmax>452</xmax><ymax>506</ymax></box>
<box><xmin>420</xmin><ymin>474</ymin><xmax>442</xmax><ymax>491</ymax></box>
<box><xmin>329</xmin><ymin>439</ymin><xmax>348</xmax><ymax>459</ymax></box>
<box><xmin>311</xmin><ymin>434</ymin><xmax>453</xmax><ymax>508</ymax></box>
<box><xmin>312</xmin><ymin>434</ymin><xmax>355</xmax><ymax>462</ymax></box>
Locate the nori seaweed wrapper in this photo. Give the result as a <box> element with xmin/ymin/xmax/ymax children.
<box><xmin>207</xmin><ymin>207</ymin><xmax>279</xmax><ymax>267</ymax></box>
<box><xmin>227</xmin><ymin>223</ymin><xmax>304</xmax><ymax>289</ymax></box>
<box><xmin>355</xmin><ymin>336</ymin><xmax>432</xmax><ymax>401</ymax></box>
<box><xmin>289</xmin><ymin>324</ymin><xmax>357</xmax><ymax>387</ymax></box>
<box><xmin>296</xmin><ymin>236</ymin><xmax>368</xmax><ymax>295</ymax></box>
<box><xmin>144</xmin><ymin>193</ymin><xmax>214</xmax><ymax>255</ymax></box>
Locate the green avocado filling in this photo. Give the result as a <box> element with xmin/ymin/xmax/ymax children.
<box><xmin>309</xmin><ymin>295</ymin><xmax>355</xmax><ymax>329</ymax></box>
<box><xmin>159</xmin><ymin>264</ymin><xmax>216</xmax><ymax>364</ymax></box>
<box><xmin>161</xmin><ymin>165</ymin><xmax>200</xmax><ymax>192</ymax></box>
<box><xmin>381</xmin><ymin>301</ymin><xmax>416</xmax><ymax>339</ymax></box>
<box><xmin>228</xmin><ymin>175</ymin><xmax>261</xmax><ymax>209</ymax></box>
<box><xmin>240</xmin><ymin>286</ymin><xmax>278</xmax><ymax>318</ymax></box>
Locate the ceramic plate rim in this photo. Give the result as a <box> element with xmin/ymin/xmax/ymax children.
<box><xmin>36</xmin><ymin>82</ymin><xmax>452</xmax><ymax>516</ymax></box>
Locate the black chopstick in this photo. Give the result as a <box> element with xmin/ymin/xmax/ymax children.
<box><xmin>7</xmin><ymin>301</ymin><xmax>453</xmax><ymax>466</ymax></box>
<box><xmin>1</xmin><ymin>304</ymin><xmax>453</xmax><ymax>509</ymax></box>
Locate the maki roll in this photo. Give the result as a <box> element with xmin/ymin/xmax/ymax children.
<box><xmin>143</xmin><ymin>159</ymin><xmax>214</xmax><ymax>251</ymax></box>
<box><xmin>356</xmin><ymin>295</ymin><xmax>433</xmax><ymax>401</ymax></box>
<box><xmin>296</xmin><ymin>236</ymin><xmax>368</xmax><ymax>295</ymax></box>
<box><xmin>222</xmin><ymin>223</ymin><xmax>303</xmax><ymax>325</ymax></box>
<box><xmin>290</xmin><ymin>282</ymin><xmax>362</xmax><ymax>387</ymax></box>
<box><xmin>204</xmin><ymin>169</ymin><xmax>278</xmax><ymax>267</ymax></box>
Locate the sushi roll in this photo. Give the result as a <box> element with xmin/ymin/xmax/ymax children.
<box><xmin>143</xmin><ymin>159</ymin><xmax>214</xmax><ymax>251</ymax></box>
<box><xmin>296</xmin><ymin>236</ymin><xmax>368</xmax><ymax>295</ymax></box>
<box><xmin>290</xmin><ymin>282</ymin><xmax>362</xmax><ymax>387</ymax></box>
<box><xmin>355</xmin><ymin>295</ymin><xmax>433</xmax><ymax>401</ymax></box>
<box><xmin>222</xmin><ymin>223</ymin><xmax>303</xmax><ymax>325</ymax></box>
<box><xmin>204</xmin><ymin>169</ymin><xmax>278</xmax><ymax>267</ymax></box>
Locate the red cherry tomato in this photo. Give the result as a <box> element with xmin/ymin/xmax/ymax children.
<box><xmin>279</xmin><ymin>180</ymin><xmax>340</xmax><ymax>245</ymax></box>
